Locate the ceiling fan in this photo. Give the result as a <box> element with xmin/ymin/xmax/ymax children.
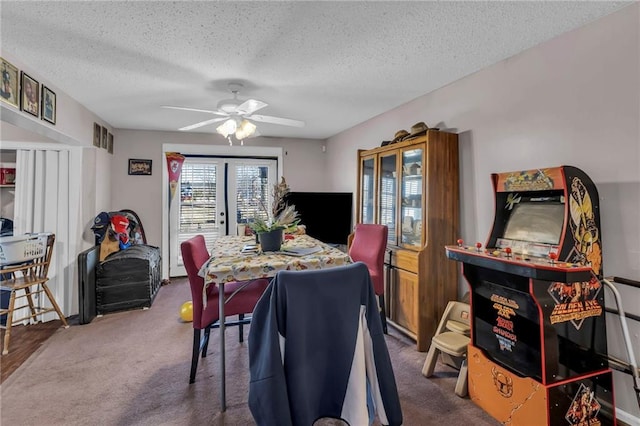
<box><xmin>162</xmin><ymin>83</ymin><xmax>305</xmax><ymax>142</ymax></box>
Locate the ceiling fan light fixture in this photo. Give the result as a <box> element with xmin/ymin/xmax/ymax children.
<box><xmin>235</xmin><ymin>119</ymin><xmax>257</xmax><ymax>140</ymax></box>
<box><xmin>216</xmin><ymin>118</ymin><xmax>237</xmax><ymax>137</ymax></box>
<box><xmin>215</xmin><ymin>118</ymin><xmax>256</xmax><ymax>146</ymax></box>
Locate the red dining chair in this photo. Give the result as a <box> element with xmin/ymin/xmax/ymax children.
<box><xmin>181</xmin><ymin>235</ymin><xmax>269</xmax><ymax>383</ymax></box>
<box><xmin>348</xmin><ymin>224</ymin><xmax>389</xmax><ymax>333</ymax></box>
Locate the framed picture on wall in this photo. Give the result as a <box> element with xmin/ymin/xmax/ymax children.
<box><xmin>101</xmin><ymin>126</ymin><xmax>108</xmax><ymax>149</ymax></box>
<box><xmin>128</xmin><ymin>159</ymin><xmax>152</xmax><ymax>175</ymax></box>
<box><xmin>20</xmin><ymin>72</ymin><xmax>39</xmax><ymax>117</ymax></box>
<box><xmin>0</xmin><ymin>57</ymin><xmax>19</xmax><ymax>108</ymax></box>
<box><xmin>41</xmin><ymin>85</ymin><xmax>56</xmax><ymax>124</ymax></box>
<box><xmin>93</xmin><ymin>123</ymin><xmax>101</xmax><ymax>147</ymax></box>
<box><xmin>107</xmin><ymin>133</ymin><xmax>114</xmax><ymax>154</ymax></box>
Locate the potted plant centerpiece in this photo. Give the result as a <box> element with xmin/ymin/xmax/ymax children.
<box><xmin>249</xmin><ymin>177</ymin><xmax>299</xmax><ymax>252</ymax></box>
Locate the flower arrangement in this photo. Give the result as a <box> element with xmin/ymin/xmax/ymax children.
<box><xmin>249</xmin><ymin>177</ymin><xmax>299</xmax><ymax>233</ymax></box>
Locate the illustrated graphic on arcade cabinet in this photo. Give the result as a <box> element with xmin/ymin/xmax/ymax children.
<box><xmin>565</xmin><ymin>383</ymin><xmax>602</xmax><ymax>426</ymax></box>
<box><xmin>548</xmin><ymin>279</ymin><xmax>603</xmax><ymax>330</ymax></box>
<box><xmin>568</xmin><ymin>177</ymin><xmax>602</xmax><ymax>275</ymax></box>
<box><xmin>502</xmin><ymin>168</ymin><xmax>555</xmax><ymax>192</ymax></box>
<box><xmin>546</xmin><ymin>175</ymin><xmax>604</xmax><ymax>331</ymax></box>
<box><xmin>491</xmin><ymin>367</ymin><xmax>513</xmax><ymax>398</ymax></box>
<box><xmin>505</xmin><ymin>192</ymin><xmax>521</xmax><ymax>210</ymax></box>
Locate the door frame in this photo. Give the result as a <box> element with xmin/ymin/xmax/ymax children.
<box><xmin>161</xmin><ymin>143</ymin><xmax>284</xmax><ymax>279</ymax></box>
<box><xmin>168</xmin><ymin>156</ymin><xmax>278</xmax><ymax>277</ymax></box>
<box><xmin>1</xmin><ymin>140</ymin><xmax>86</xmax><ymax>318</ymax></box>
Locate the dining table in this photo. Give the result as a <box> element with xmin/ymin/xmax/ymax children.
<box><xmin>198</xmin><ymin>233</ymin><xmax>352</xmax><ymax>411</ymax></box>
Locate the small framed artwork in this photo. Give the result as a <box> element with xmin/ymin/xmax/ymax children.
<box><xmin>20</xmin><ymin>72</ymin><xmax>39</xmax><ymax>117</ymax></box>
<box><xmin>41</xmin><ymin>85</ymin><xmax>56</xmax><ymax>124</ymax></box>
<box><xmin>107</xmin><ymin>133</ymin><xmax>114</xmax><ymax>154</ymax></box>
<box><xmin>128</xmin><ymin>159</ymin><xmax>152</xmax><ymax>176</ymax></box>
<box><xmin>101</xmin><ymin>126</ymin><xmax>108</xmax><ymax>149</ymax></box>
<box><xmin>0</xmin><ymin>57</ymin><xmax>19</xmax><ymax>108</ymax></box>
<box><xmin>93</xmin><ymin>123</ymin><xmax>101</xmax><ymax>147</ymax></box>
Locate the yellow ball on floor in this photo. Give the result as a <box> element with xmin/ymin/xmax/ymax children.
<box><xmin>180</xmin><ymin>301</ymin><xmax>193</xmax><ymax>322</ymax></box>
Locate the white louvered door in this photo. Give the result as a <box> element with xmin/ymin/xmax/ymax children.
<box><xmin>169</xmin><ymin>157</ymin><xmax>277</xmax><ymax>277</ymax></box>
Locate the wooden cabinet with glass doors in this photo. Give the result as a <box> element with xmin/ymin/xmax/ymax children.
<box><xmin>355</xmin><ymin>130</ymin><xmax>460</xmax><ymax>351</ymax></box>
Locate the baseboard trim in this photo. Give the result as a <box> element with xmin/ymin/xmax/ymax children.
<box><xmin>616</xmin><ymin>407</ymin><xmax>640</xmax><ymax>426</ymax></box>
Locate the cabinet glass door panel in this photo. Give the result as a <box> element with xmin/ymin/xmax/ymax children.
<box><xmin>378</xmin><ymin>153</ymin><xmax>397</xmax><ymax>245</ymax></box>
<box><xmin>360</xmin><ymin>157</ymin><xmax>375</xmax><ymax>224</ymax></box>
<box><xmin>401</xmin><ymin>147</ymin><xmax>423</xmax><ymax>248</ymax></box>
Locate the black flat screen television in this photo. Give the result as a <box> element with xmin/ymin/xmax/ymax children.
<box><xmin>286</xmin><ymin>192</ymin><xmax>353</xmax><ymax>245</ymax></box>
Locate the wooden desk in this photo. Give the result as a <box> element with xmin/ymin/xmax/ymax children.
<box><xmin>200</xmin><ymin>234</ymin><xmax>351</xmax><ymax>411</ymax></box>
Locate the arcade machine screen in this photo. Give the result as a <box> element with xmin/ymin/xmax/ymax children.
<box><xmin>495</xmin><ymin>197</ymin><xmax>565</xmax><ymax>258</ymax></box>
<box><xmin>502</xmin><ymin>201</ymin><xmax>564</xmax><ymax>245</ymax></box>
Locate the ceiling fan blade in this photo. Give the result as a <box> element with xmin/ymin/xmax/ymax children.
<box><xmin>250</xmin><ymin>114</ymin><xmax>305</xmax><ymax>128</ymax></box>
<box><xmin>236</xmin><ymin>99</ymin><xmax>268</xmax><ymax>115</ymax></box>
<box><xmin>179</xmin><ymin>117</ymin><xmax>228</xmax><ymax>131</ymax></box>
<box><xmin>162</xmin><ymin>105</ymin><xmax>229</xmax><ymax>116</ymax></box>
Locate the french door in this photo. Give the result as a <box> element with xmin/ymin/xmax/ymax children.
<box><xmin>169</xmin><ymin>156</ymin><xmax>277</xmax><ymax>277</ymax></box>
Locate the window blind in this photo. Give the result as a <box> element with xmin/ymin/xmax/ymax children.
<box><xmin>235</xmin><ymin>164</ymin><xmax>269</xmax><ymax>224</ymax></box>
<box><xmin>179</xmin><ymin>162</ymin><xmax>218</xmax><ymax>234</ymax></box>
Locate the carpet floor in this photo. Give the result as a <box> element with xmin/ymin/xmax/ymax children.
<box><xmin>0</xmin><ymin>278</ymin><xmax>499</xmax><ymax>425</ymax></box>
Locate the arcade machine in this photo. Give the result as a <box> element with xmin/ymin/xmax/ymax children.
<box><xmin>446</xmin><ymin>166</ymin><xmax>615</xmax><ymax>425</ymax></box>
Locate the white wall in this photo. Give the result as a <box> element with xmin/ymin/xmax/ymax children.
<box><xmin>0</xmin><ymin>53</ymin><xmax>115</xmax><ymax>148</ymax></box>
<box><xmin>0</xmin><ymin>50</ymin><xmax>115</xmax><ymax>230</ymax></box>
<box><xmin>326</xmin><ymin>4</ymin><xmax>640</xmax><ymax>420</ymax></box>
<box><xmin>110</xmin><ymin>129</ymin><xmax>327</xmax><ymax>247</ymax></box>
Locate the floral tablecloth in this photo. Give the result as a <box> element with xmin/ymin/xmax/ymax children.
<box><xmin>200</xmin><ymin>234</ymin><xmax>352</xmax><ymax>286</ymax></box>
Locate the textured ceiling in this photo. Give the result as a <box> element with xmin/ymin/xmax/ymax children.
<box><xmin>0</xmin><ymin>1</ymin><xmax>630</xmax><ymax>140</ymax></box>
